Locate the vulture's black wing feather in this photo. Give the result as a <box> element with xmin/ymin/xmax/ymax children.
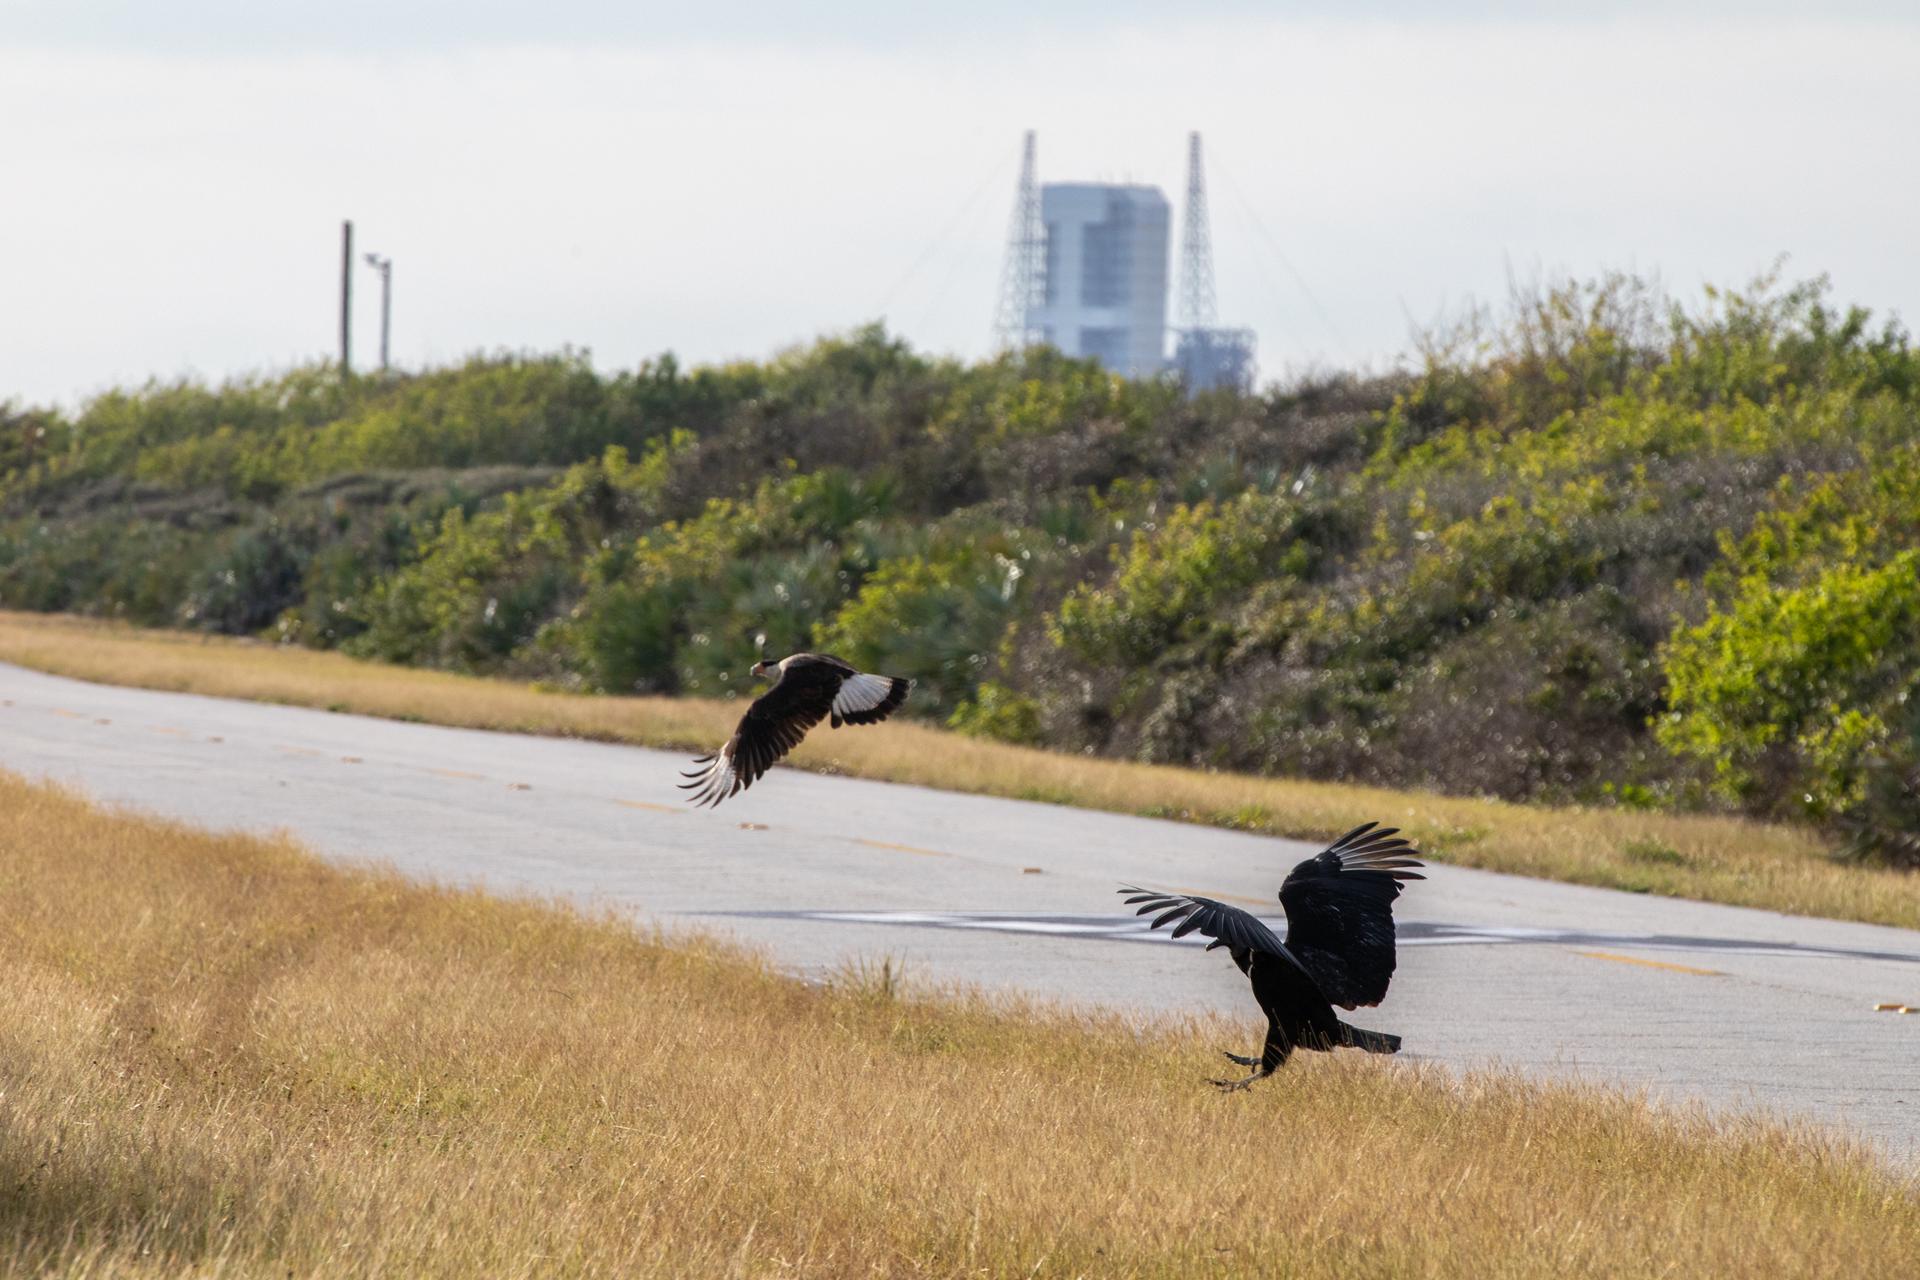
<box><xmin>1117</xmin><ymin>887</ymin><xmax>1304</xmax><ymax>973</ymax></box>
<box><xmin>1277</xmin><ymin>822</ymin><xmax>1425</xmax><ymax>1009</ymax></box>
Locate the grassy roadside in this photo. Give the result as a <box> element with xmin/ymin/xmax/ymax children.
<box><xmin>1</xmin><ymin>770</ymin><xmax>1912</xmax><ymax>1277</ymax></box>
<box><xmin>1</xmin><ymin>609</ymin><xmax>1915</xmax><ymax>932</ymax></box>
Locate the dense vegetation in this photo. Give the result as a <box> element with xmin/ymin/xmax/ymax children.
<box><xmin>6</xmin><ymin>273</ymin><xmax>1918</xmax><ymax>859</ymax></box>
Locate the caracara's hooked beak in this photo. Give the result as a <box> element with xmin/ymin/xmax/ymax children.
<box><xmin>751</xmin><ymin>659</ymin><xmax>774</xmax><ymax>679</ymax></box>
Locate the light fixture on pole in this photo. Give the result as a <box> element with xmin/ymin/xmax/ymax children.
<box><xmin>362</xmin><ymin>252</ymin><xmax>393</xmax><ymax>372</ymax></box>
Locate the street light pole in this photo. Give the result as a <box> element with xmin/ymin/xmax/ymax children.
<box><xmin>363</xmin><ymin>252</ymin><xmax>393</xmax><ymax>372</ymax></box>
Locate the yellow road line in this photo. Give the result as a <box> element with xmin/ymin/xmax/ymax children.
<box><xmin>615</xmin><ymin>799</ymin><xmax>681</xmax><ymax>814</ymax></box>
<box><xmin>1575</xmin><ymin>949</ymin><xmax>1723</xmax><ymax>977</ymax></box>
<box><xmin>854</xmin><ymin>838</ymin><xmax>951</xmax><ymax>858</ymax></box>
<box><xmin>425</xmin><ymin>767</ymin><xmax>486</xmax><ymax>781</ymax></box>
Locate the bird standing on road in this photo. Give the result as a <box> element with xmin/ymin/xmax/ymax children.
<box><xmin>1119</xmin><ymin>821</ymin><xmax>1424</xmax><ymax>1090</ymax></box>
<box><xmin>680</xmin><ymin>653</ymin><xmax>912</xmax><ymax>807</ymax></box>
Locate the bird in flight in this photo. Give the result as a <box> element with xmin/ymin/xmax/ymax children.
<box><xmin>1119</xmin><ymin>821</ymin><xmax>1424</xmax><ymax>1090</ymax></box>
<box><xmin>680</xmin><ymin>653</ymin><xmax>912</xmax><ymax>807</ymax></box>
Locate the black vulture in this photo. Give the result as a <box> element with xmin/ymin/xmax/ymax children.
<box><xmin>1119</xmin><ymin>821</ymin><xmax>1424</xmax><ymax>1090</ymax></box>
<box><xmin>680</xmin><ymin>653</ymin><xmax>911</xmax><ymax>807</ymax></box>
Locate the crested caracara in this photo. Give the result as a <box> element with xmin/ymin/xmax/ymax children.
<box><xmin>679</xmin><ymin>653</ymin><xmax>912</xmax><ymax>807</ymax></box>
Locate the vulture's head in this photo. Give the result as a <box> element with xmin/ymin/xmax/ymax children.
<box><xmin>750</xmin><ymin>658</ymin><xmax>776</xmax><ymax>679</ymax></box>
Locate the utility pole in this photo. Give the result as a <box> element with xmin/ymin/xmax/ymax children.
<box><xmin>339</xmin><ymin>219</ymin><xmax>354</xmax><ymax>374</ymax></box>
<box><xmin>363</xmin><ymin>252</ymin><xmax>393</xmax><ymax>372</ymax></box>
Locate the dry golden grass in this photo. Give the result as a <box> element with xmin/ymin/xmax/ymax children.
<box><xmin>1</xmin><ymin>771</ymin><xmax>1914</xmax><ymax>1278</ymax></box>
<box><xmin>1</xmin><ymin>609</ymin><xmax>1915</xmax><ymax>931</ymax></box>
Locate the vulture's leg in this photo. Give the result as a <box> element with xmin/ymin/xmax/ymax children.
<box><xmin>1211</xmin><ymin>1020</ymin><xmax>1292</xmax><ymax>1091</ymax></box>
<box><xmin>1216</xmin><ymin>947</ymin><xmax>1263</xmax><ymax>1068</ymax></box>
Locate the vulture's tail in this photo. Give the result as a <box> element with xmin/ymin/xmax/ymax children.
<box><xmin>1339</xmin><ymin>1022</ymin><xmax>1401</xmax><ymax>1054</ymax></box>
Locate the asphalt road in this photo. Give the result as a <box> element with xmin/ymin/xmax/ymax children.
<box><xmin>3</xmin><ymin>661</ymin><xmax>1917</xmax><ymax>1164</ymax></box>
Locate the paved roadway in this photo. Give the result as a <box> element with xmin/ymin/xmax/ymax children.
<box><xmin>2</xmin><ymin>662</ymin><xmax>1917</xmax><ymax>1164</ymax></box>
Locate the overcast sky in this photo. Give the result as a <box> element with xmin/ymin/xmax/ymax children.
<box><xmin>3</xmin><ymin>2</ymin><xmax>1916</xmax><ymax>406</ymax></box>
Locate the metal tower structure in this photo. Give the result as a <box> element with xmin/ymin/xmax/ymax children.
<box><xmin>992</xmin><ymin>130</ymin><xmax>1045</xmax><ymax>352</ymax></box>
<box><xmin>1176</xmin><ymin>130</ymin><xmax>1217</xmax><ymax>330</ymax></box>
<box><xmin>1172</xmin><ymin>131</ymin><xmax>1255</xmax><ymax>393</ymax></box>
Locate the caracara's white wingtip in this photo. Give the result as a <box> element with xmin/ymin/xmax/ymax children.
<box><xmin>679</xmin><ymin>746</ymin><xmax>742</xmax><ymax>808</ymax></box>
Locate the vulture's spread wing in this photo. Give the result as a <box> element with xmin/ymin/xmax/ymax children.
<box><xmin>1277</xmin><ymin>822</ymin><xmax>1424</xmax><ymax>1009</ymax></box>
<box><xmin>1117</xmin><ymin>887</ymin><xmax>1298</xmax><ymax>966</ymax></box>
<box><xmin>679</xmin><ymin>656</ymin><xmax>911</xmax><ymax>806</ymax></box>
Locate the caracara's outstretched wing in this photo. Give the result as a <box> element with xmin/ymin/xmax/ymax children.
<box><xmin>1277</xmin><ymin>822</ymin><xmax>1424</xmax><ymax>1009</ymax></box>
<box><xmin>827</xmin><ymin>669</ymin><xmax>912</xmax><ymax>727</ymax></box>
<box><xmin>679</xmin><ymin>655</ymin><xmax>911</xmax><ymax>807</ymax></box>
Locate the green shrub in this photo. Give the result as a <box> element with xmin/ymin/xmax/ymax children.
<box><xmin>1660</xmin><ymin>551</ymin><xmax>1920</xmax><ymax>819</ymax></box>
<box><xmin>817</xmin><ymin>543</ymin><xmax>1028</xmax><ymax>714</ymax></box>
<box><xmin>1048</xmin><ymin>492</ymin><xmax>1307</xmax><ymax>667</ymax></box>
<box><xmin>947</xmin><ymin>681</ymin><xmax>1043</xmax><ymax>746</ymax></box>
<box><xmin>4</xmin><ymin>277</ymin><xmax>1919</xmax><ymax>830</ymax></box>
<box><xmin>182</xmin><ymin>523</ymin><xmax>311</xmax><ymax>634</ymax></box>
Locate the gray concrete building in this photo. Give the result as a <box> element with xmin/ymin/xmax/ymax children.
<box><xmin>1027</xmin><ymin>183</ymin><xmax>1170</xmax><ymax>378</ymax></box>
